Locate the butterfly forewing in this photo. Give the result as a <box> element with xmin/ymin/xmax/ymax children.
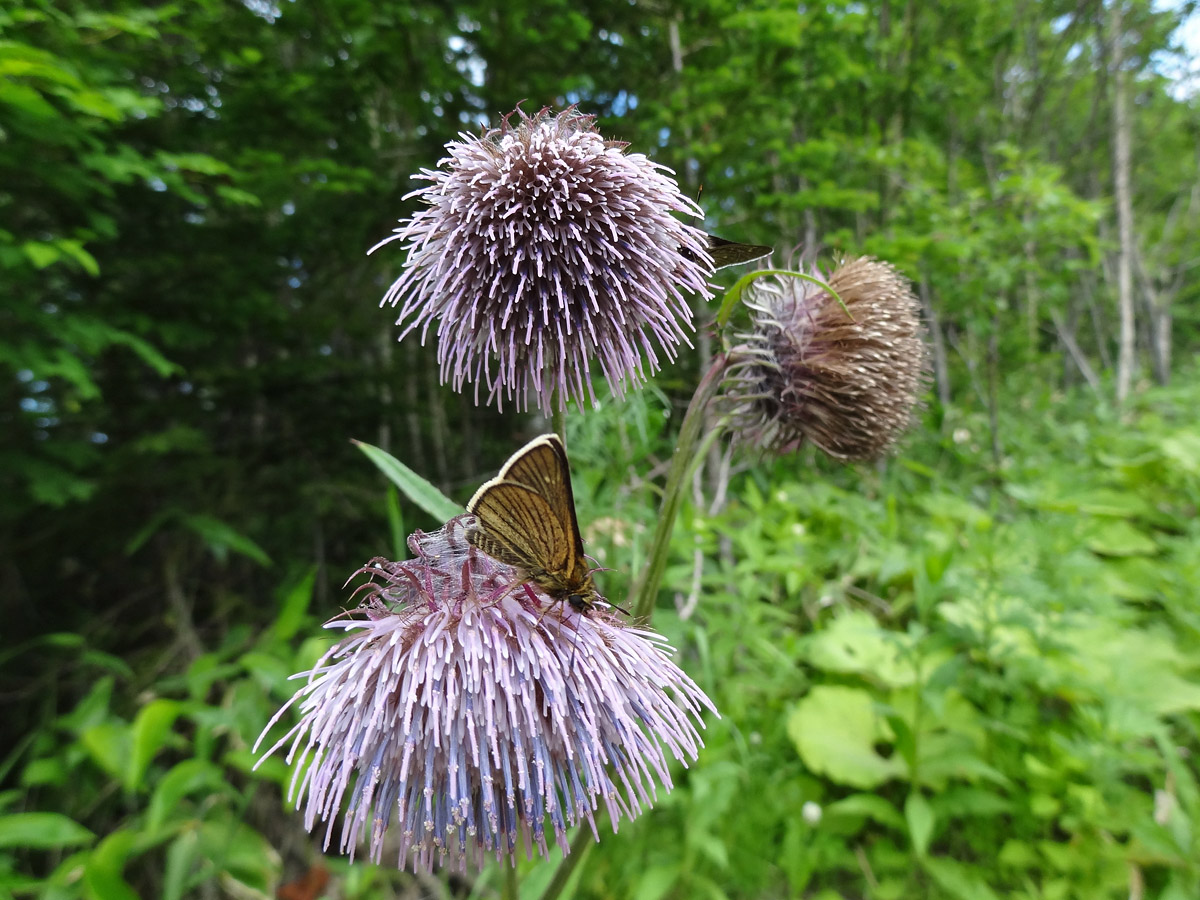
<box><xmin>490</xmin><ymin>437</ymin><xmax>585</xmax><ymax>569</ymax></box>
<box><xmin>705</xmin><ymin>234</ymin><xmax>772</xmax><ymax>269</ymax></box>
<box><xmin>467</xmin><ymin>434</ymin><xmax>594</xmax><ymax>608</ymax></box>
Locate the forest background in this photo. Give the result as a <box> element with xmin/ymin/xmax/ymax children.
<box><xmin>3</xmin><ymin>0</ymin><xmax>1199</xmax><ymax>898</ymax></box>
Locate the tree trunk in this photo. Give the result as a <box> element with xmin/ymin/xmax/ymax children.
<box><xmin>919</xmin><ymin>270</ymin><xmax>951</xmax><ymax>407</ymax></box>
<box><xmin>1109</xmin><ymin>0</ymin><xmax>1136</xmax><ymax>404</ymax></box>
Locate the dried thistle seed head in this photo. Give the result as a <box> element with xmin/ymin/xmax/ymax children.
<box><xmin>254</xmin><ymin>516</ymin><xmax>716</xmax><ymax>874</ymax></box>
<box><xmin>372</xmin><ymin>107</ymin><xmax>715</xmax><ymax>412</ymax></box>
<box><xmin>723</xmin><ymin>257</ymin><xmax>927</xmax><ymax>460</ymax></box>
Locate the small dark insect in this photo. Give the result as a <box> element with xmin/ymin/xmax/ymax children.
<box><xmin>467</xmin><ymin>434</ymin><xmax>598</xmax><ymax>613</ymax></box>
<box><xmin>692</xmin><ymin>232</ymin><xmax>773</xmax><ymax>270</ymax></box>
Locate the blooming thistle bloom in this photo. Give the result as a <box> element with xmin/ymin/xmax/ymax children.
<box><xmin>722</xmin><ymin>257</ymin><xmax>927</xmax><ymax>460</ymax></box>
<box><xmin>254</xmin><ymin>517</ymin><xmax>715</xmax><ymax>873</ymax></box>
<box><xmin>370</xmin><ymin>107</ymin><xmax>715</xmax><ymax>412</ymax></box>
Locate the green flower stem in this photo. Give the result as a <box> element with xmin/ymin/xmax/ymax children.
<box><xmin>629</xmin><ymin>354</ymin><xmax>728</xmax><ymax>622</ymax></box>
<box><xmin>504</xmin><ymin>858</ymin><xmax>519</xmax><ymax>900</ymax></box>
<box><xmin>537</xmin><ymin>827</ymin><xmax>596</xmax><ymax>900</ymax></box>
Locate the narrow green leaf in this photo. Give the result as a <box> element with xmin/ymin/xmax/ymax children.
<box><xmin>922</xmin><ymin>856</ymin><xmax>1000</xmax><ymax>900</ymax></box>
<box><xmin>80</xmin><ymin>722</ymin><xmax>129</xmax><ymax>780</ymax></box>
<box><xmin>715</xmin><ymin>268</ymin><xmax>845</xmax><ymax>328</ymax></box>
<box><xmin>125</xmin><ymin>699</ymin><xmax>182</xmax><ymax>792</ymax></box>
<box><xmin>632</xmin><ymin>863</ymin><xmax>681</xmax><ymax>900</ymax></box>
<box><xmin>272</xmin><ymin>567</ymin><xmax>316</xmax><ymax>642</ymax></box>
<box><xmin>0</xmin><ymin>813</ymin><xmax>94</xmax><ymax>850</ymax></box>
<box><xmin>162</xmin><ymin>831</ymin><xmax>200</xmax><ymax>900</ymax></box>
<box><xmin>353</xmin><ymin>440</ymin><xmax>463</xmax><ymax>522</ymax></box>
<box><xmin>181</xmin><ymin>514</ymin><xmax>272</xmax><ymax>566</ymax></box>
<box><xmin>148</xmin><ymin>761</ymin><xmax>229</xmax><ymax>833</ymax></box>
<box><xmin>386</xmin><ymin>484</ymin><xmax>406</xmax><ymax>559</ymax></box>
<box><xmin>83</xmin><ymin>830</ymin><xmax>141</xmax><ymax>900</ymax></box>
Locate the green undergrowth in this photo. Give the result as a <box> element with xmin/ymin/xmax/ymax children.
<box><xmin>4</xmin><ymin>375</ymin><xmax>1199</xmax><ymax>900</ymax></box>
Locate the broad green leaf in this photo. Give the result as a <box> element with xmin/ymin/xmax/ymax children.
<box><xmin>353</xmin><ymin>440</ymin><xmax>462</xmax><ymax>522</ymax></box>
<box><xmin>1160</xmin><ymin>431</ymin><xmax>1200</xmax><ymax>476</ymax></box>
<box><xmin>0</xmin><ymin>813</ymin><xmax>94</xmax><ymax>850</ymax></box>
<box><xmin>905</xmin><ymin>792</ymin><xmax>935</xmax><ymax>857</ymax></box>
<box><xmin>787</xmin><ymin>686</ymin><xmax>901</xmax><ymax>789</ymax></box>
<box><xmin>1084</xmin><ymin>520</ymin><xmax>1158</xmax><ymax>557</ymax></box>
<box><xmin>802</xmin><ymin>610</ymin><xmax>916</xmax><ymax>687</ymax></box>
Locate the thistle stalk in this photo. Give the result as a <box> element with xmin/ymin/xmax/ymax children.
<box><xmin>629</xmin><ymin>354</ymin><xmax>727</xmax><ymax>622</ymax></box>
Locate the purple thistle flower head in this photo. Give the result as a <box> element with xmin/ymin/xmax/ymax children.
<box><xmin>254</xmin><ymin>516</ymin><xmax>716</xmax><ymax>873</ymax></box>
<box><xmin>722</xmin><ymin>257</ymin><xmax>927</xmax><ymax>460</ymax></box>
<box><xmin>371</xmin><ymin>107</ymin><xmax>715</xmax><ymax>412</ymax></box>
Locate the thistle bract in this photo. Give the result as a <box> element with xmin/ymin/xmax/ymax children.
<box><xmin>255</xmin><ymin>517</ymin><xmax>715</xmax><ymax>873</ymax></box>
<box><xmin>371</xmin><ymin>108</ymin><xmax>715</xmax><ymax>412</ymax></box>
<box><xmin>723</xmin><ymin>257</ymin><xmax>927</xmax><ymax>460</ymax></box>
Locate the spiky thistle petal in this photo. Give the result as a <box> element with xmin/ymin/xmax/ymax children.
<box><xmin>371</xmin><ymin>107</ymin><xmax>715</xmax><ymax>412</ymax></box>
<box><xmin>255</xmin><ymin>517</ymin><xmax>716</xmax><ymax>873</ymax></box>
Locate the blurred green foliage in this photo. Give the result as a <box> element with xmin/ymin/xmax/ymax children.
<box><xmin>6</xmin><ymin>378</ymin><xmax>1200</xmax><ymax>899</ymax></box>
<box><xmin>2</xmin><ymin>0</ymin><xmax>1198</xmax><ymax>897</ymax></box>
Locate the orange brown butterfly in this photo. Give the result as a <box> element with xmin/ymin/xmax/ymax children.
<box><xmin>466</xmin><ymin>434</ymin><xmax>598</xmax><ymax>614</ymax></box>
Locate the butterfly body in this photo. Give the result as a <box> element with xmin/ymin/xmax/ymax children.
<box><xmin>467</xmin><ymin>434</ymin><xmax>598</xmax><ymax>613</ymax></box>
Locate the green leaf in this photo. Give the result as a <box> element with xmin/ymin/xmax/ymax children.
<box><xmin>922</xmin><ymin>856</ymin><xmax>1000</xmax><ymax>900</ymax></box>
<box><xmin>386</xmin><ymin>485</ymin><xmax>405</xmax><ymax>559</ymax></box>
<box><xmin>180</xmin><ymin>514</ymin><xmax>271</xmax><ymax>567</ymax></box>
<box><xmin>22</xmin><ymin>240</ymin><xmax>60</xmax><ymax>269</ymax></box>
<box><xmin>125</xmin><ymin>699</ymin><xmax>182</xmax><ymax>792</ymax></box>
<box><xmin>632</xmin><ymin>864</ymin><xmax>681</xmax><ymax>900</ymax></box>
<box><xmin>83</xmin><ymin>830</ymin><xmax>140</xmax><ymax>900</ymax></box>
<box><xmin>162</xmin><ymin>830</ymin><xmax>200</xmax><ymax>900</ymax></box>
<box><xmin>1084</xmin><ymin>520</ymin><xmax>1158</xmax><ymax>557</ymax></box>
<box><xmin>823</xmin><ymin>794</ymin><xmax>905</xmax><ymax>831</ymax></box>
<box><xmin>80</xmin><ymin>722</ymin><xmax>130</xmax><ymax>780</ymax></box>
<box><xmin>786</xmin><ymin>686</ymin><xmax>901</xmax><ymax>789</ymax></box>
<box><xmin>272</xmin><ymin>567</ymin><xmax>316</xmax><ymax>642</ymax></box>
<box><xmin>802</xmin><ymin>610</ymin><xmax>916</xmax><ymax>687</ymax></box>
<box><xmin>57</xmin><ymin>676</ymin><xmax>113</xmax><ymax>733</ymax></box>
<box><xmin>196</xmin><ymin>818</ymin><xmax>277</xmax><ymax>894</ymax></box>
<box><xmin>353</xmin><ymin>440</ymin><xmax>463</xmax><ymax>522</ymax></box>
<box><xmin>1160</xmin><ymin>431</ymin><xmax>1200</xmax><ymax>476</ymax></box>
<box><xmin>905</xmin><ymin>792</ymin><xmax>936</xmax><ymax>857</ymax></box>
<box><xmin>0</xmin><ymin>813</ymin><xmax>94</xmax><ymax>850</ymax></box>
<box><xmin>147</xmin><ymin>761</ymin><xmax>229</xmax><ymax>832</ymax></box>
<box><xmin>715</xmin><ymin>268</ymin><xmax>845</xmax><ymax>329</ymax></box>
